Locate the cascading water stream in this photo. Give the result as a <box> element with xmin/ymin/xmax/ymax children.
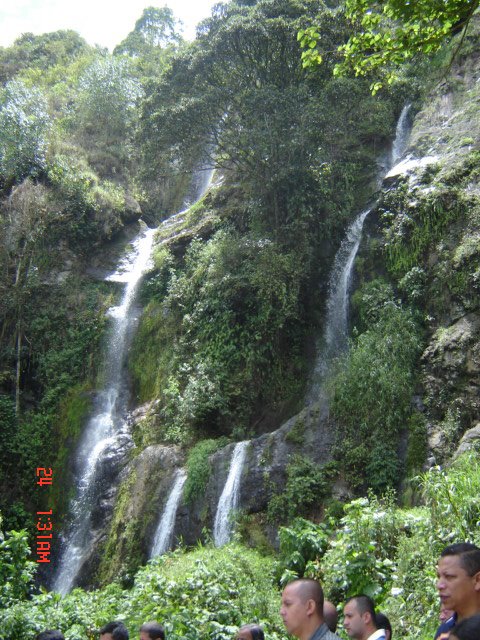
<box><xmin>53</xmin><ymin>228</ymin><xmax>155</xmax><ymax>595</ymax></box>
<box><xmin>213</xmin><ymin>441</ymin><xmax>249</xmax><ymax>547</ymax></box>
<box><xmin>306</xmin><ymin>105</ymin><xmax>412</xmax><ymax>405</ymax></box>
<box><xmin>53</xmin><ymin>165</ymin><xmax>215</xmax><ymax>594</ymax></box>
<box><xmin>150</xmin><ymin>469</ymin><xmax>187</xmax><ymax>558</ymax></box>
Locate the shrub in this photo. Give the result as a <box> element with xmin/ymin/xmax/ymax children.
<box><xmin>183</xmin><ymin>438</ymin><xmax>230</xmax><ymax>505</ymax></box>
<box><xmin>331</xmin><ymin>302</ymin><xmax>423</xmax><ymax>492</ymax></box>
<box><xmin>267</xmin><ymin>457</ymin><xmax>335</xmax><ymax>524</ymax></box>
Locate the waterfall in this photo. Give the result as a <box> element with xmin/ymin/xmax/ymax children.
<box><xmin>53</xmin><ymin>166</ymin><xmax>215</xmax><ymax>594</ymax></box>
<box><xmin>213</xmin><ymin>441</ymin><xmax>249</xmax><ymax>547</ymax></box>
<box><xmin>306</xmin><ymin>208</ymin><xmax>370</xmax><ymax>404</ymax></box>
<box><xmin>150</xmin><ymin>469</ymin><xmax>187</xmax><ymax>558</ymax></box>
<box><xmin>53</xmin><ymin>228</ymin><xmax>155</xmax><ymax>594</ymax></box>
<box><xmin>391</xmin><ymin>104</ymin><xmax>411</xmax><ymax>167</ymax></box>
<box><xmin>306</xmin><ymin>104</ymin><xmax>412</xmax><ymax>404</ymax></box>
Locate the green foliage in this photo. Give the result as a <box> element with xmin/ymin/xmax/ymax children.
<box><xmin>285</xmin><ymin>417</ymin><xmax>306</xmax><ymax>445</ymax></box>
<box><xmin>74</xmin><ymin>55</ymin><xmax>142</xmax><ymax>178</ymax></box>
<box><xmin>0</xmin><ymin>30</ymin><xmax>91</xmax><ymax>83</ymax></box>
<box><xmin>0</xmin><ymin>526</ymin><xmax>37</xmax><ymax>608</ymax></box>
<box><xmin>351</xmin><ymin>277</ymin><xmax>395</xmax><ymax>329</ymax></box>
<box><xmin>299</xmin><ymin>0</ymin><xmax>480</xmax><ymax>92</ymax></box>
<box><xmin>0</xmin><ymin>395</ymin><xmax>16</xmax><ymax>478</ymax></box>
<box><xmin>382</xmin><ymin>185</ymin><xmax>464</xmax><ymax>277</ymax></box>
<box><xmin>405</xmin><ymin>412</ymin><xmax>428</xmax><ymax>476</ymax></box>
<box><xmin>131</xmin><ymin>229</ymin><xmax>307</xmax><ymax>440</ymax></box>
<box><xmin>114</xmin><ymin>6</ymin><xmax>182</xmax><ymax>57</ymax></box>
<box><xmin>331</xmin><ymin>302</ymin><xmax>423</xmax><ymax>492</ymax></box>
<box><xmin>321</xmin><ymin>493</ymin><xmax>399</xmax><ymax>603</ymax></box>
<box><xmin>381</xmin><ymin>454</ymin><xmax>480</xmax><ymax>639</ymax></box>
<box><xmin>139</xmin><ymin>0</ymin><xmax>394</xmax><ymax>225</ymax></box>
<box><xmin>0</xmin><ymin>544</ymin><xmax>284</xmax><ymax>640</ymax></box>
<box><xmin>275</xmin><ymin>517</ymin><xmax>332</xmax><ymax>584</ymax></box>
<box><xmin>184</xmin><ymin>438</ymin><xmax>230</xmax><ymax>504</ymax></box>
<box><xmin>267</xmin><ymin>456</ymin><xmax>335</xmax><ymax>524</ymax></box>
<box><xmin>0</xmin><ymin>79</ymin><xmax>51</xmax><ymax>188</ymax></box>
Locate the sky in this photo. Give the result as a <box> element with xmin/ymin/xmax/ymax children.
<box><xmin>0</xmin><ymin>0</ymin><xmax>222</xmax><ymax>50</ymax></box>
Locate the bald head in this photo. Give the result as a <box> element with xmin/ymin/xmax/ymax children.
<box><xmin>293</xmin><ymin>579</ymin><xmax>325</xmax><ymax>615</ymax></box>
<box><xmin>280</xmin><ymin>579</ymin><xmax>326</xmax><ymax>640</ymax></box>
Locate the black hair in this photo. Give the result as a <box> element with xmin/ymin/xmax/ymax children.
<box><xmin>99</xmin><ymin>622</ymin><xmax>129</xmax><ymax>640</ymax></box>
<box><xmin>441</xmin><ymin>543</ymin><xmax>480</xmax><ymax>577</ymax></box>
<box><xmin>140</xmin><ymin>622</ymin><xmax>165</xmax><ymax>640</ymax></box>
<box><xmin>376</xmin><ymin>612</ymin><xmax>392</xmax><ymax>639</ymax></box>
<box><xmin>112</xmin><ymin>626</ymin><xmax>129</xmax><ymax>640</ymax></box>
<box><xmin>450</xmin><ymin>613</ymin><xmax>480</xmax><ymax>640</ymax></box>
<box><xmin>237</xmin><ymin>625</ymin><xmax>265</xmax><ymax>640</ymax></box>
<box><xmin>345</xmin><ymin>595</ymin><xmax>377</xmax><ymax>624</ymax></box>
<box><xmin>36</xmin><ymin>632</ymin><xmax>65</xmax><ymax>640</ymax></box>
<box><xmin>291</xmin><ymin>578</ymin><xmax>324</xmax><ymax>616</ymax></box>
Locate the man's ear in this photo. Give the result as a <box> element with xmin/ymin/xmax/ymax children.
<box><xmin>306</xmin><ymin>598</ymin><xmax>316</xmax><ymax>616</ymax></box>
<box><xmin>473</xmin><ymin>570</ymin><xmax>480</xmax><ymax>591</ymax></box>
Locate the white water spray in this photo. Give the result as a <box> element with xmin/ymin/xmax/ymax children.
<box><xmin>213</xmin><ymin>441</ymin><xmax>249</xmax><ymax>546</ymax></box>
<box><xmin>150</xmin><ymin>469</ymin><xmax>187</xmax><ymax>558</ymax></box>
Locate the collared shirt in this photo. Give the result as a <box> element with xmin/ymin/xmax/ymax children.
<box><xmin>367</xmin><ymin>630</ymin><xmax>386</xmax><ymax>640</ymax></box>
<box><xmin>434</xmin><ymin>614</ymin><xmax>456</xmax><ymax>640</ymax></box>
<box><xmin>309</xmin><ymin>622</ymin><xmax>343</xmax><ymax>640</ymax></box>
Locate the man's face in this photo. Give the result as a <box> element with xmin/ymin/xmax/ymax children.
<box><xmin>100</xmin><ymin>635</ymin><xmax>113</xmax><ymax>640</ymax></box>
<box><xmin>436</xmin><ymin>555</ymin><xmax>478</xmax><ymax>615</ymax></box>
<box><xmin>280</xmin><ymin>583</ymin><xmax>309</xmax><ymax>637</ymax></box>
<box><xmin>343</xmin><ymin>600</ymin><xmax>365</xmax><ymax>640</ymax></box>
<box><xmin>139</xmin><ymin>634</ymin><xmax>151</xmax><ymax>640</ymax></box>
<box><xmin>236</xmin><ymin>631</ymin><xmax>253</xmax><ymax>640</ymax></box>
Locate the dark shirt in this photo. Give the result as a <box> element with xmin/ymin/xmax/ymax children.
<box><xmin>434</xmin><ymin>614</ymin><xmax>456</xmax><ymax>640</ymax></box>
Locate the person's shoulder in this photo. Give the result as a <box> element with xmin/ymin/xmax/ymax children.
<box><xmin>324</xmin><ymin>630</ymin><xmax>342</xmax><ymax>640</ymax></box>
<box><xmin>434</xmin><ymin>615</ymin><xmax>456</xmax><ymax>640</ymax></box>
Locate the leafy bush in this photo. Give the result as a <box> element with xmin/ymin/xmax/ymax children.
<box><xmin>267</xmin><ymin>457</ymin><xmax>335</xmax><ymax>524</ymax></box>
<box><xmin>183</xmin><ymin>438</ymin><xmax>230</xmax><ymax>504</ymax></box>
<box><xmin>275</xmin><ymin>518</ymin><xmax>332</xmax><ymax>585</ymax></box>
<box><xmin>0</xmin><ymin>526</ymin><xmax>37</xmax><ymax>608</ymax></box>
<box><xmin>131</xmin><ymin>229</ymin><xmax>307</xmax><ymax>440</ymax></box>
<box><xmin>0</xmin><ymin>544</ymin><xmax>284</xmax><ymax>640</ymax></box>
<box><xmin>331</xmin><ymin>302</ymin><xmax>423</xmax><ymax>492</ymax></box>
<box><xmin>320</xmin><ymin>493</ymin><xmax>400</xmax><ymax>604</ymax></box>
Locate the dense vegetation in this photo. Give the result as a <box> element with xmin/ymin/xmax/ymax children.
<box><xmin>129</xmin><ymin>0</ymin><xmax>400</xmax><ymax>447</ymax></box>
<box><xmin>0</xmin><ymin>1</ymin><xmax>479</xmax><ymax>639</ymax></box>
<box><xmin>1</xmin><ymin>453</ymin><xmax>480</xmax><ymax>639</ymax></box>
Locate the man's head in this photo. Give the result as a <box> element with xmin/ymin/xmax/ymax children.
<box><xmin>139</xmin><ymin>622</ymin><xmax>165</xmax><ymax>640</ymax></box>
<box><xmin>36</xmin><ymin>632</ymin><xmax>65</xmax><ymax>640</ymax></box>
<box><xmin>375</xmin><ymin>612</ymin><xmax>392</xmax><ymax>640</ymax></box>
<box><xmin>235</xmin><ymin>624</ymin><xmax>265</xmax><ymax>640</ymax></box>
<box><xmin>99</xmin><ymin>622</ymin><xmax>129</xmax><ymax>640</ymax></box>
<box><xmin>323</xmin><ymin>600</ymin><xmax>338</xmax><ymax>632</ymax></box>
<box><xmin>437</xmin><ymin>543</ymin><xmax>480</xmax><ymax>620</ymax></box>
<box><xmin>280</xmin><ymin>579</ymin><xmax>325</xmax><ymax>640</ymax></box>
<box><xmin>439</xmin><ymin>606</ymin><xmax>454</xmax><ymax>623</ymax></box>
<box><xmin>343</xmin><ymin>595</ymin><xmax>378</xmax><ymax>640</ymax></box>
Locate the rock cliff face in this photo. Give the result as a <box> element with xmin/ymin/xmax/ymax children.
<box><xmin>100</xmin><ymin>401</ymin><xmax>335</xmax><ymax>583</ymax></box>
<box><xmin>360</xmin><ymin>39</ymin><xmax>480</xmax><ymax>465</ymax></box>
